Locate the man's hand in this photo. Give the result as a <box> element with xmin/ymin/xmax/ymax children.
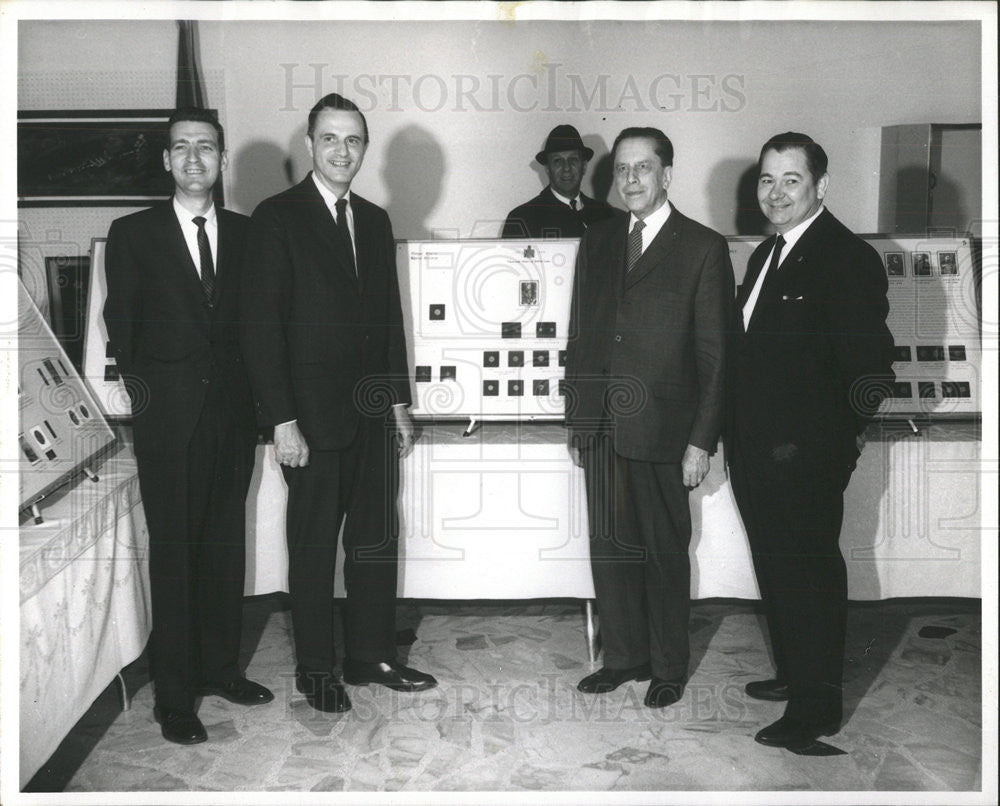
<box><xmin>681</xmin><ymin>444</ymin><xmax>710</xmax><ymax>488</ymax></box>
<box><xmin>393</xmin><ymin>405</ymin><xmax>418</xmax><ymax>458</ymax></box>
<box><xmin>274</xmin><ymin>420</ymin><xmax>310</xmax><ymax>468</ymax></box>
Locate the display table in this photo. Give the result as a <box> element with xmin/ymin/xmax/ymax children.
<box><xmin>245</xmin><ymin>421</ymin><xmax>981</xmax><ymax>600</ymax></box>
<box><xmin>19</xmin><ymin>441</ymin><xmax>151</xmax><ymax>787</ymax></box>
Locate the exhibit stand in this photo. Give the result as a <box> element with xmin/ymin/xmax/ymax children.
<box><xmin>246</xmin><ymin>421</ymin><xmax>982</xmax><ymax>603</ymax></box>
<box><xmin>19</xmin><ymin>438</ymin><xmax>152</xmax><ymax>787</ymax></box>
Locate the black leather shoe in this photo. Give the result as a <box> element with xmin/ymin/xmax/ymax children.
<box><xmin>577</xmin><ymin>663</ymin><xmax>652</xmax><ymax>694</ymax></box>
<box><xmin>153</xmin><ymin>705</ymin><xmax>207</xmax><ymax>745</ymax></box>
<box><xmin>754</xmin><ymin>715</ymin><xmax>840</xmax><ymax>749</ymax></box>
<box><xmin>200</xmin><ymin>677</ymin><xmax>274</xmax><ymax>705</ymax></box>
<box><xmin>744</xmin><ymin>678</ymin><xmax>790</xmax><ymax>701</ymax></box>
<box><xmin>295</xmin><ymin>667</ymin><xmax>352</xmax><ymax>713</ymax></box>
<box><xmin>644</xmin><ymin>675</ymin><xmax>686</xmax><ymax>708</ymax></box>
<box><xmin>342</xmin><ymin>659</ymin><xmax>438</xmax><ymax>692</ymax></box>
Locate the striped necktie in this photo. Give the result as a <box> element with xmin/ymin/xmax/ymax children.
<box><xmin>625</xmin><ymin>219</ymin><xmax>645</xmax><ymax>273</ymax></box>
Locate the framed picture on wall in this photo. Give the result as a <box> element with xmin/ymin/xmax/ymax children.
<box><xmin>17</xmin><ymin>109</ymin><xmax>224</xmax><ymax>206</ymax></box>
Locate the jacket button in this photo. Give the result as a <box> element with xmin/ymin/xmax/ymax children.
<box><xmin>202</xmin><ymin>378</ymin><xmax>210</xmax><ymax>385</ymax></box>
<box><xmin>615</xmin><ymin>334</ymin><xmax>622</xmax><ymax>342</ymax></box>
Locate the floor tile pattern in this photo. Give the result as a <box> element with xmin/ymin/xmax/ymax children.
<box><xmin>33</xmin><ymin>597</ymin><xmax>981</xmax><ymax>794</ymax></box>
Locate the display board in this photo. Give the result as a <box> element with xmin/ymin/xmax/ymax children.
<box><xmin>18</xmin><ymin>278</ymin><xmax>116</xmax><ymax>510</ymax></box>
<box><xmin>401</xmin><ymin>238</ymin><xmax>579</xmax><ymax>422</ymax></box>
<box><xmin>728</xmin><ymin>234</ymin><xmax>981</xmax><ymax>419</ymax></box>
<box><xmin>405</xmin><ymin>234</ymin><xmax>979</xmax><ymax>423</ymax></box>
<box><xmin>82</xmin><ymin>238</ymin><xmax>133</xmax><ymax>417</ymax></box>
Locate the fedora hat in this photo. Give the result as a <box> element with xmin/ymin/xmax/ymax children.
<box><xmin>535</xmin><ymin>125</ymin><xmax>594</xmax><ymax>164</ymax></box>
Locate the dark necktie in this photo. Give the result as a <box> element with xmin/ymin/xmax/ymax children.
<box><xmin>569</xmin><ymin>198</ymin><xmax>578</xmax><ymax>211</ymax></box>
<box><xmin>192</xmin><ymin>216</ymin><xmax>215</xmax><ymax>300</ymax></box>
<box><xmin>335</xmin><ymin>197</ymin><xmax>356</xmax><ymax>275</ymax></box>
<box><xmin>625</xmin><ymin>219</ymin><xmax>645</xmax><ymax>273</ymax></box>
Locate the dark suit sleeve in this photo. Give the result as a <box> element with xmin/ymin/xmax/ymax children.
<box><xmin>563</xmin><ymin>229</ymin><xmax>589</xmax><ymax>432</ymax></box>
<box><xmin>239</xmin><ymin>202</ymin><xmax>297</xmax><ymax>427</ymax></box>
<box><xmin>103</xmin><ymin>218</ymin><xmax>139</xmax><ymax>378</ymax></box>
<box><xmin>500</xmin><ymin>210</ymin><xmax>527</xmax><ymax>239</ymax></box>
<box><xmin>688</xmin><ymin>233</ymin><xmax>735</xmax><ymax>454</ymax></box>
<box><xmin>827</xmin><ymin>239</ymin><xmax>895</xmax><ymax>434</ymax></box>
<box><xmin>384</xmin><ymin>216</ymin><xmax>412</xmax><ymax>406</ymax></box>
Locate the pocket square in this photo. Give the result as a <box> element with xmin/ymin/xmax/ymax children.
<box><xmin>781</xmin><ymin>294</ymin><xmax>805</xmax><ymax>301</ymax></box>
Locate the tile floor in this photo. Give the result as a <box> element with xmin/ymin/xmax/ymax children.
<box><xmin>27</xmin><ymin>596</ymin><xmax>982</xmax><ymax>797</ymax></box>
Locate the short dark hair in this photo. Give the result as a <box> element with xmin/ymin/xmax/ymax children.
<box><xmin>758</xmin><ymin>132</ymin><xmax>828</xmax><ymax>183</ymax></box>
<box><xmin>611</xmin><ymin>127</ymin><xmax>674</xmax><ymax>167</ymax></box>
<box><xmin>307</xmin><ymin>93</ymin><xmax>369</xmax><ymax>143</ymax></box>
<box><xmin>166</xmin><ymin>107</ymin><xmax>223</xmax><ymax>145</ymax></box>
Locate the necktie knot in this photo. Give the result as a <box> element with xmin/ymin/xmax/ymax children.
<box><xmin>335</xmin><ymin>198</ymin><xmax>348</xmax><ymax>219</ymax></box>
<box><xmin>569</xmin><ymin>198</ymin><xmax>578</xmax><ymax>211</ymax></box>
<box><xmin>632</xmin><ymin>220</ymin><xmax>645</xmax><ymax>235</ymax></box>
<box><xmin>773</xmin><ymin>233</ymin><xmax>785</xmax><ymax>258</ymax></box>
<box><xmin>193</xmin><ymin>215</ymin><xmax>206</xmax><ymax>230</ymax></box>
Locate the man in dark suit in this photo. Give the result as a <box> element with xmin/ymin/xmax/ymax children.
<box><xmin>501</xmin><ymin>124</ymin><xmax>616</xmax><ymax>239</ymax></box>
<box><xmin>240</xmin><ymin>93</ymin><xmax>436</xmax><ymax>714</ymax></box>
<box><xmin>104</xmin><ymin>108</ymin><xmax>272</xmax><ymax>746</ymax></box>
<box><xmin>564</xmin><ymin>127</ymin><xmax>732</xmax><ymax>708</ymax></box>
<box><xmin>728</xmin><ymin>132</ymin><xmax>894</xmax><ymax>751</ymax></box>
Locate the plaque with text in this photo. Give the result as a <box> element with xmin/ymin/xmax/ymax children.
<box><xmin>401</xmin><ymin>239</ymin><xmax>579</xmax><ymax>421</ymax></box>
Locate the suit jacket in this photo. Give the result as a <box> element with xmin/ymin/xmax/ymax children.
<box><xmin>501</xmin><ymin>186</ymin><xmax>618</xmax><ymax>239</ymax></box>
<box><xmin>727</xmin><ymin>208</ymin><xmax>894</xmax><ymax>479</ymax></box>
<box><xmin>239</xmin><ymin>174</ymin><xmax>410</xmax><ymax>451</ymax></box>
<box><xmin>103</xmin><ymin>202</ymin><xmax>256</xmax><ymax>456</ymax></box>
<box><xmin>564</xmin><ymin>204</ymin><xmax>733</xmax><ymax>463</ymax></box>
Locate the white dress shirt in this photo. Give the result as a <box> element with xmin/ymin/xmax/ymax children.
<box><xmin>312</xmin><ymin>172</ymin><xmax>356</xmax><ymax>266</ymax></box>
<box><xmin>742</xmin><ymin>204</ymin><xmax>825</xmax><ymax>330</ymax></box>
<box><xmin>628</xmin><ymin>198</ymin><xmax>671</xmax><ymax>254</ymax></box>
<box><xmin>551</xmin><ymin>188</ymin><xmax>583</xmax><ymax>210</ymax></box>
<box><xmin>173</xmin><ymin>196</ymin><xmax>217</xmax><ymax>279</ymax></box>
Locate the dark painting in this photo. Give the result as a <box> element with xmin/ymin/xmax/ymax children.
<box><xmin>17</xmin><ymin>110</ymin><xmax>223</xmax><ymax>206</ymax></box>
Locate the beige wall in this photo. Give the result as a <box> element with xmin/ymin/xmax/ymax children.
<box><xmin>18</xmin><ymin>18</ymin><xmax>982</xmax><ymax>301</ymax></box>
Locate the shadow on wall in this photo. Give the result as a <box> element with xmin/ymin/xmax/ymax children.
<box><xmin>590</xmin><ymin>149</ymin><xmax>614</xmax><ymax>208</ymax></box>
<box><xmin>229</xmin><ymin>140</ymin><xmax>294</xmax><ymax>215</ymax></box>
<box><xmin>707</xmin><ymin>158</ymin><xmax>770</xmax><ymax>237</ymax></box>
<box><xmin>381</xmin><ymin>125</ymin><xmax>445</xmax><ymax>240</ymax></box>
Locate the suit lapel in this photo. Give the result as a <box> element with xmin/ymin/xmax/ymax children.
<box><xmin>737</xmin><ymin>239</ymin><xmax>772</xmax><ymax>310</ymax></box>
<box><xmin>624</xmin><ymin>205</ymin><xmax>681</xmax><ymax>290</ymax></box>
<box><xmin>214</xmin><ymin>209</ymin><xmax>237</xmax><ymax>303</ymax></box>
<box><xmin>774</xmin><ymin>208</ymin><xmax>831</xmax><ymax>272</ymax></box>
<box><xmin>160</xmin><ymin>202</ymin><xmax>205</xmax><ymax>295</ymax></box>
<box><xmin>298</xmin><ymin>175</ymin><xmax>358</xmax><ymax>288</ymax></box>
<box><xmin>350</xmin><ymin>196</ymin><xmax>368</xmax><ymax>295</ymax></box>
<box><xmin>603</xmin><ymin>217</ymin><xmax>627</xmax><ymax>298</ymax></box>
<box><xmin>745</xmin><ymin>210</ymin><xmax>832</xmax><ymax>331</ymax></box>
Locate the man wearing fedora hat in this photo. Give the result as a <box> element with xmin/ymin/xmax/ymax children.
<box><xmin>501</xmin><ymin>124</ymin><xmax>618</xmax><ymax>239</ymax></box>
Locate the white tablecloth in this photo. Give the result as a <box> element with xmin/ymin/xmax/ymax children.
<box><xmin>19</xmin><ymin>442</ymin><xmax>152</xmax><ymax>787</ymax></box>
<box><xmin>245</xmin><ymin>421</ymin><xmax>982</xmax><ymax>601</ymax></box>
